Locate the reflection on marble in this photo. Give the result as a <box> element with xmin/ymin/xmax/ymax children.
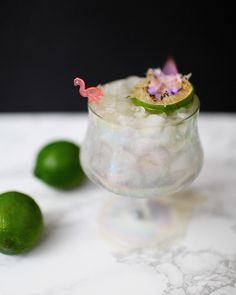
<box><xmin>0</xmin><ymin>113</ymin><xmax>236</xmax><ymax>295</ymax></box>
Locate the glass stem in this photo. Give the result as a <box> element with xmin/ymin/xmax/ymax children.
<box><xmin>132</xmin><ymin>198</ymin><xmax>152</xmax><ymax>220</ymax></box>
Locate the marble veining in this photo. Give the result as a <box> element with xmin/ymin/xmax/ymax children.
<box><xmin>0</xmin><ymin>113</ymin><xmax>236</xmax><ymax>295</ymax></box>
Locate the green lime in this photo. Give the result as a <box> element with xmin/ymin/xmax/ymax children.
<box><xmin>131</xmin><ymin>77</ymin><xmax>194</xmax><ymax>114</ymax></box>
<box><xmin>0</xmin><ymin>191</ymin><xmax>43</xmax><ymax>255</ymax></box>
<box><xmin>34</xmin><ymin>140</ymin><xmax>85</xmax><ymax>189</ymax></box>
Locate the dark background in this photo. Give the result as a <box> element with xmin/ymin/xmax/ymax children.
<box><xmin>0</xmin><ymin>1</ymin><xmax>234</xmax><ymax>112</ymax></box>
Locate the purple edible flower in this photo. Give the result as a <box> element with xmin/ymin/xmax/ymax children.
<box><xmin>147</xmin><ymin>59</ymin><xmax>183</xmax><ymax>99</ymax></box>
<box><xmin>162</xmin><ymin>58</ymin><xmax>178</xmax><ymax>75</ymax></box>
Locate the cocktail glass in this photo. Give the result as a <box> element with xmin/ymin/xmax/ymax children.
<box><xmin>80</xmin><ymin>96</ymin><xmax>203</xmax><ymax>247</ymax></box>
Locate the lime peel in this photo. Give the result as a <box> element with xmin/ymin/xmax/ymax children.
<box><xmin>34</xmin><ymin>140</ymin><xmax>85</xmax><ymax>190</ymax></box>
<box><xmin>130</xmin><ymin>64</ymin><xmax>195</xmax><ymax>114</ymax></box>
<box><xmin>0</xmin><ymin>191</ymin><xmax>43</xmax><ymax>255</ymax></box>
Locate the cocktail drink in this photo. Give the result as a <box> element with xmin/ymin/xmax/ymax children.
<box><xmin>74</xmin><ymin>59</ymin><xmax>203</xmax><ymax>246</ymax></box>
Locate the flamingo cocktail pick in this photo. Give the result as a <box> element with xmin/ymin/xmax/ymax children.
<box><xmin>74</xmin><ymin>77</ymin><xmax>103</xmax><ymax>104</ymax></box>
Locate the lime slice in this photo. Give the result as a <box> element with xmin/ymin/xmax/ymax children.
<box><xmin>34</xmin><ymin>140</ymin><xmax>85</xmax><ymax>190</ymax></box>
<box><xmin>131</xmin><ymin>77</ymin><xmax>194</xmax><ymax>114</ymax></box>
<box><xmin>0</xmin><ymin>191</ymin><xmax>43</xmax><ymax>255</ymax></box>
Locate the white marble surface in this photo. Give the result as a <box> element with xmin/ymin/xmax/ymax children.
<box><xmin>0</xmin><ymin>113</ymin><xmax>236</xmax><ymax>295</ymax></box>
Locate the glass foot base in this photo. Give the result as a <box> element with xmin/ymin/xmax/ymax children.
<box><xmin>98</xmin><ymin>195</ymin><xmax>192</xmax><ymax>248</ymax></box>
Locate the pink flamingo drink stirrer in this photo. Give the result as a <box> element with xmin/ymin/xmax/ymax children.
<box><xmin>74</xmin><ymin>77</ymin><xmax>103</xmax><ymax>104</ymax></box>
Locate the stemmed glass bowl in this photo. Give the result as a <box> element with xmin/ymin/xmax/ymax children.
<box><xmin>80</xmin><ymin>96</ymin><xmax>203</xmax><ymax>247</ymax></box>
